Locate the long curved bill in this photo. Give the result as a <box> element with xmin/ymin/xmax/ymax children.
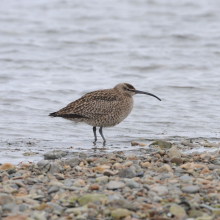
<box><xmin>135</xmin><ymin>90</ymin><xmax>161</xmax><ymax>101</ymax></box>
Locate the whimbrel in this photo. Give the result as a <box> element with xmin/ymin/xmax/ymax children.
<box><xmin>49</xmin><ymin>83</ymin><xmax>161</xmax><ymax>143</ymax></box>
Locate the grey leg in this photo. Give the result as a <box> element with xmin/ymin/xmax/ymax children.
<box><xmin>93</xmin><ymin>126</ymin><xmax>97</xmax><ymax>142</ymax></box>
<box><xmin>99</xmin><ymin>126</ymin><xmax>106</xmax><ymax>143</ymax></box>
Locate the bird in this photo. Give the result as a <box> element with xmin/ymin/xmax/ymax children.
<box><xmin>49</xmin><ymin>83</ymin><xmax>161</xmax><ymax>143</ymax></box>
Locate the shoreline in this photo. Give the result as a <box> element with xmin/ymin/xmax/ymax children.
<box><xmin>1</xmin><ymin>140</ymin><xmax>220</xmax><ymax>219</ymax></box>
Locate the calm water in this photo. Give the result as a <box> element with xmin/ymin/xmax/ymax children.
<box><xmin>0</xmin><ymin>0</ymin><xmax>220</xmax><ymax>163</ymax></box>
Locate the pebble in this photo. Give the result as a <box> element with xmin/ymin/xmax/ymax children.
<box><xmin>168</xmin><ymin>145</ymin><xmax>182</xmax><ymax>158</ymax></box>
<box><xmin>151</xmin><ymin>186</ymin><xmax>168</xmax><ymax>196</ymax></box>
<box><xmin>182</xmin><ymin>185</ymin><xmax>199</xmax><ymax>193</ymax></box>
<box><xmin>67</xmin><ymin>158</ymin><xmax>80</xmax><ymax>168</ymax></box>
<box><xmin>107</xmin><ymin>181</ymin><xmax>125</xmax><ymax>190</ymax></box>
<box><xmin>125</xmin><ymin>179</ymin><xmax>139</xmax><ymax>188</ymax></box>
<box><xmin>0</xmin><ymin>193</ymin><xmax>15</xmax><ymax>205</ymax></box>
<box><xmin>0</xmin><ymin>163</ymin><xmax>14</xmax><ymax>171</ymax></box>
<box><xmin>111</xmin><ymin>208</ymin><xmax>132</xmax><ymax>219</ymax></box>
<box><xmin>78</xmin><ymin>194</ymin><xmax>107</xmax><ymax>206</ymax></box>
<box><xmin>170</xmin><ymin>156</ymin><xmax>183</xmax><ymax>165</ymax></box>
<box><xmin>118</xmin><ymin>167</ymin><xmax>136</xmax><ymax>178</ymax></box>
<box><xmin>1</xmin><ymin>139</ymin><xmax>219</xmax><ymax>220</ymax></box>
<box><xmin>169</xmin><ymin>204</ymin><xmax>186</xmax><ymax>217</ymax></box>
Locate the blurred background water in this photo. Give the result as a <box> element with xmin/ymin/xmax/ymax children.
<box><xmin>0</xmin><ymin>0</ymin><xmax>220</xmax><ymax>163</ymax></box>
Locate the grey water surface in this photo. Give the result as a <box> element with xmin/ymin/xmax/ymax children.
<box><xmin>0</xmin><ymin>0</ymin><xmax>220</xmax><ymax>164</ymax></box>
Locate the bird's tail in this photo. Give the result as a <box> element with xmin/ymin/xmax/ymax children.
<box><xmin>49</xmin><ymin>112</ymin><xmax>58</xmax><ymax>117</ymax></box>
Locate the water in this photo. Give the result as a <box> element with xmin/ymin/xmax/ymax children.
<box><xmin>1</xmin><ymin>0</ymin><xmax>220</xmax><ymax>164</ymax></box>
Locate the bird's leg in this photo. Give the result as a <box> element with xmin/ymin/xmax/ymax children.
<box><xmin>99</xmin><ymin>126</ymin><xmax>106</xmax><ymax>143</ymax></box>
<box><xmin>93</xmin><ymin>126</ymin><xmax>97</xmax><ymax>143</ymax></box>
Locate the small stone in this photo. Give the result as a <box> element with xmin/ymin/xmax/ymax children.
<box><xmin>37</xmin><ymin>160</ymin><xmax>51</xmax><ymax>173</ymax></box>
<box><xmin>67</xmin><ymin>158</ymin><xmax>80</xmax><ymax>168</ymax></box>
<box><xmin>119</xmin><ymin>167</ymin><xmax>136</xmax><ymax>178</ymax></box>
<box><xmin>150</xmin><ymin>140</ymin><xmax>172</xmax><ymax>149</ymax></box>
<box><xmin>123</xmin><ymin>161</ymin><xmax>133</xmax><ymax>167</ymax></box>
<box><xmin>27</xmin><ymin>178</ymin><xmax>38</xmax><ymax>185</ymax></box>
<box><xmin>48</xmin><ymin>185</ymin><xmax>60</xmax><ymax>194</ymax></box>
<box><xmin>73</xmin><ymin>179</ymin><xmax>86</xmax><ymax>187</ymax></box>
<box><xmin>200</xmin><ymin>168</ymin><xmax>211</xmax><ymax>174</ymax></box>
<box><xmin>95</xmin><ymin>176</ymin><xmax>109</xmax><ymax>183</ymax></box>
<box><xmin>96</xmin><ymin>158</ymin><xmax>109</xmax><ymax>165</ymax></box>
<box><xmin>46</xmin><ymin>202</ymin><xmax>64</xmax><ymax>215</ymax></box>
<box><xmin>169</xmin><ymin>204</ymin><xmax>186</xmax><ymax>217</ymax></box>
<box><xmin>179</xmin><ymin>175</ymin><xmax>193</xmax><ymax>183</ymax></box>
<box><xmin>189</xmin><ymin>209</ymin><xmax>205</xmax><ymax>218</ymax></box>
<box><xmin>151</xmin><ymin>186</ymin><xmax>168</xmax><ymax>196</ymax></box>
<box><xmin>131</xmin><ymin>142</ymin><xmax>139</xmax><ymax>146</ymax></box>
<box><xmin>113</xmin><ymin>163</ymin><xmax>122</xmax><ymax>169</ymax></box>
<box><xmin>4</xmin><ymin>215</ymin><xmax>28</xmax><ymax>220</ymax></box>
<box><xmin>93</xmin><ymin>167</ymin><xmax>106</xmax><ymax>173</ymax></box>
<box><xmin>65</xmin><ymin>206</ymin><xmax>88</xmax><ymax>215</ymax></box>
<box><xmin>64</xmin><ymin>178</ymin><xmax>73</xmax><ymax>186</ymax></box>
<box><xmin>0</xmin><ymin>163</ymin><xmax>14</xmax><ymax>171</ymax></box>
<box><xmin>140</xmin><ymin>162</ymin><xmax>150</xmax><ymax>168</ymax></box>
<box><xmin>54</xmin><ymin>173</ymin><xmax>65</xmax><ymax>180</ymax></box>
<box><xmin>31</xmin><ymin>211</ymin><xmax>47</xmax><ymax>220</ymax></box>
<box><xmin>78</xmin><ymin>194</ymin><xmax>107</xmax><ymax>206</ymax></box>
<box><xmin>170</xmin><ymin>157</ymin><xmax>183</xmax><ymax>165</ymax></box>
<box><xmin>158</xmin><ymin>164</ymin><xmax>173</xmax><ymax>173</ymax></box>
<box><xmin>0</xmin><ymin>193</ymin><xmax>15</xmax><ymax>205</ymax></box>
<box><xmin>2</xmin><ymin>203</ymin><xmax>19</xmax><ymax>213</ymax></box>
<box><xmin>48</xmin><ymin>163</ymin><xmax>63</xmax><ymax>174</ymax></box>
<box><xmin>168</xmin><ymin>146</ymin><xmax>181</xmax><ymax>158</ymax></box>
<box><xmin>103</xmin><ymin>169</ymin><xmax>115</xmax><ymax>176</ymax></box>
<box><xmin>107</xmin><ymin>181</ymin><xmax>125</xmax><ymax>190</ymax></box>
<box><xmin>139</xmin><ymin>143</ymin><xmax>146</xmax><ymax>147</ymax></box>
<box><xmin>89</xmin><ymin>184</ymin><xmax>99</xmax><ymax>190</ymax></box>
<box><xmin>182</xmin><ymin>185</ymin><xmax>199</xmax><ymax>193</ymax></box>
<box><xmin>125</xmin><ymin>179</ymin><xmax>139</xmax><ymax>188</ymax></box>
<box><xmin>111</xmin><ymin>208</ymin><xmax>132</xmax><ymax>219</ymax></box>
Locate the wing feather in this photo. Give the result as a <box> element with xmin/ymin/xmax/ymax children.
<box><xmin>56</xmin><ymin>89</ymin><xmax>122</xmax><ymax>119</ymax></box>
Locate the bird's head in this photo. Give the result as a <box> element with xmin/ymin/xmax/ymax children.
<box><xmin>115</xmin><ymin>83</ymin><xmax>161</xmax><ymax>101</ymax></box>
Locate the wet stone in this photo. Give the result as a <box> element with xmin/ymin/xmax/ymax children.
<box><xmin>150</xmin><ymin>140</ymin><xmax>172</xmax><ymax>149</ymax></box>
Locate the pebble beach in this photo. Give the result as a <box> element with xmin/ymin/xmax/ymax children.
<box><xmin>1</xmin><ymin>139</ymin><xmax>220</xmax><ymax>220</ymax></box>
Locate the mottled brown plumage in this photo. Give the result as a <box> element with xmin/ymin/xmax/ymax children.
<box><xmin>49</xmin><ymin>83</ymin><xmax>161</xmax><ymax>143</ymax></box>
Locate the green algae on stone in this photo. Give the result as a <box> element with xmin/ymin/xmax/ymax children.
<box><xmin>65</xmin><ymin>206</ymin><xmax>88</xmax><ymax>215</ymax></box>
<box><xmin>111</xmin><ymin>208</ymin><xmax>132</xmax><ymax>219</ymax></box>
<box><xmin>150</xmin><ymin>140</ymin><xmax>172</xmax><ymax>149</ymax></box>
<box><xmin>189</xmin><ymin>209</ymin><xmax>205</xmax><ymax>218</ymax></box>
<box><xmin>78</xmin><ymin>194</ymin><xmax>107</xmax><ymax>206</ymax></box>
<box><xmin>68</xmin><ymin>196</ymin><xmax>79</xmax><ymax>205</ymax></box>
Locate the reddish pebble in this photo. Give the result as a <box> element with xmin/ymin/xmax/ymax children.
<box><xmin>89</xmin><ymin>184</ymin><xmax>99</xmax><ymax>190</ymax></box>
